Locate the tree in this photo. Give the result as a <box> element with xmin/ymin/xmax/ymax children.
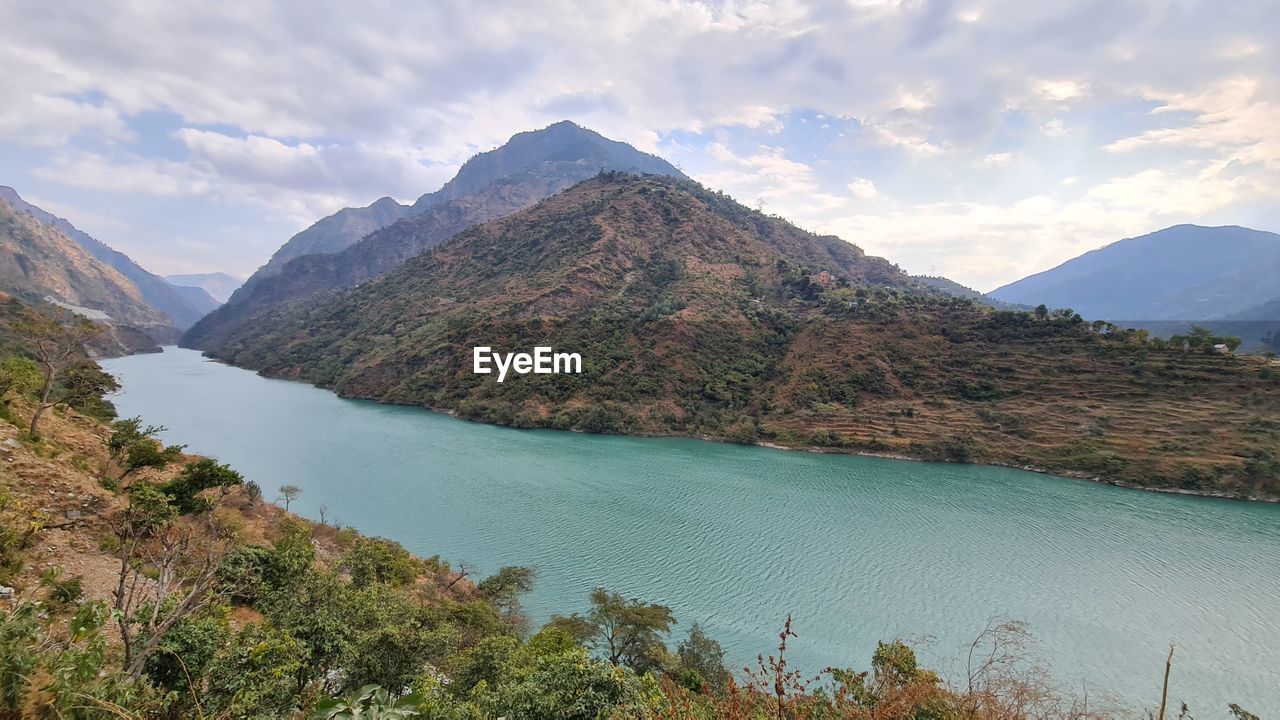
<box><xmin>1033</xmin><ymin>304</ymin><xmax>1048</xmax><ymax>320</ymax></box>
<box><xmin>112</xmin><ymin>482</ymin><xmax>232</xmax><ymax>680</ymax></box>
<box><xmin>478</xmin><ymin>566</ymin><xmax>537</xmax><ymax>630</ymax></box>
<box><xmin>340</xmin><ymin>536</ymin><xmax>418</xmax><ymax>587</ymax></box>
<box><xmin>6</xmin><ymin>306</ymin><xmax>108</xmax><ymax>436</ymax></box>
<box><xmin>110</xmin><ymin>416</ymin><xmax>186</xmax><ymax>479</ymax></box>
<box><xmin>676</xmin><ymin>623</ymin><xmax>729</xmax><ymax>693</ymax></box>
<box><xmin>162</xmin><ymin>459</ymin><xmax>243</xmax><ymax>514</ymax></box>
<box><xmin>279</xmin><ymin>484</ymin><xmax>301</xmax><ymax>510</ymax></box>
<box><xmin>550</xmin><ymin>588</ymin><xmax>675</xmax><ymax>673</ymax></box>
<box><xmin>0</xmin><ymin>356</ymin><xmax>41</xmax><ymax>402</ymax></box>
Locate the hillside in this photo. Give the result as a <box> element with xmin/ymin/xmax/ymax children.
<box><xmin>912</xmin><ymin>274</ymin><xmax>1026</xmax><ymax>310</ymax></box>
<box><xmin>0</xmin><ymin>200</ymin><xmax>172</xmax><ymax>349</ymax></box>
<box><xmin>182</xmin><ymin>121</ymin><xmax>686</xmax><ymax>349</ymax></box>
<box><xmin>165</xmin><ymin>282</ymin><xmax>220</xmax><ymax>315</ymax></box>
<box><xmin>0</xmin><ymin>302</ymin><xmax>1138</xmax><ymax>719</ymax></box>
<box><xmin>164</xmin><ymin>271</ymin><xmax>242</xmax><ymax>303</ymax></box>
<box><xmin>198</xmin><ymin>174</ymin><xmax>1280</xmax><ymax>500</ymax></box>
<box><xmin>0</xmin><ymin>186</ymin><xmax>212</xmax><ymax>329</ymax></box>
<box><xmin>988</xmin><ymin>225</ymin><xmax>1280</xmax><ymax>324</ymax></box>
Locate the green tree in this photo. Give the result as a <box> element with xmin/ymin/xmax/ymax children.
<box><xmin>0</xmin><ymin>356</ymin><xmax>41</xmax><ymax>402</ymax></box>
<box><xmin>6</xmin><ymin>306</ymin><xmax>109</xmax><ymax>436</ymax></box>
<box><xmin>161</xmin><ymin>459</ymin><xmax>243</xmax><ymax>514</ymax></box>
<box><xmin>477</xmin><ymin>565</ymin><xmax>536</xmax><ymax>630</ymax></box>
<box><xmin>494</xmin><ymin>643</ymin><xmax>659</xmax><ymax>719</ymax></box>
<box><xmin>550</xmin><ymin>588</ymin><xmax>675</xmax><ymax>673</ymax></box>
<box><xmin>206</xmin><ymin>624</ymin><xmax>306</xmax><ymax>718</ymax></box>
<box><xmin>142</xmin><ymin>604</ymin><xmax>231</xmax><ymax>697</ymax></box>
<box><xmin>676</xmin><ymin>623</ymin><xmax>729</xmax><ymax>694</ymax></box>
<box><xmin>109</xmin><ymin>416</ymin><xmax>185</xmax><ymax>478</ymax></box>
<box><xmin>340</xmin><ymin>536</ymin><xmax>419</xmax><ymax>587</ymax></box>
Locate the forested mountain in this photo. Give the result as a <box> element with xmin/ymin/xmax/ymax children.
<box><xmin>0</xmin><ymin>186</ymin><xmax>213</xmax><ymax>329</ymax></box>
<box><xmin>164</xmin><ymin>271</ymin><xmax>243</xmax><ymax>303</ymax></box>
<box><xmin>988</xmin><ymin>225</ymin><xmax>1280</xmax><ymax>322</ymax></box>
<box><xmin>0</xmin><ymin>198</ymin><xmax>170</xmax><ymax>343</ymax></box>
<box><xmin>196</xmin><ymin>173</ymin><xmax>1280</xmax><ymax>499</ymax></box>
<box><xmin>183</xmin><ymin>121</ymin><xmax>685</xmax><ymax>349</ymax></box>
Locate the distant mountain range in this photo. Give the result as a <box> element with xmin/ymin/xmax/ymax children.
<box><xmin>182</xmin><ymin>121</ymin><xmax>687</xmax><ymax>349</ymax></box>
<box><xmin>988</xmin><ymin>224</ymin><xmax>1280</xmax><ymax>320</ymax></box>
<box><xmin>165</xmin><ymin>272</ymin><xmax>242</xmax><ymax>303</ymax></box>
<box><xmin>0</xmin><ymin>186</ymin><xmax>217</xmax><ymax>329</ymax></box>
<box><xmin>987</xmin><ymin>224</ymin><xmax>1280</xmax><ymax>350</ymax></box>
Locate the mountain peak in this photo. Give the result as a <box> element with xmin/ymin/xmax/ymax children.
<box><xmin>414</xmin><ymin>121</ymin><xmax>683</xmax><ymax>210</ymax></box>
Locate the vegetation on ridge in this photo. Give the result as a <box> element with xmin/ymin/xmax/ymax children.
<box><xmin>197</xmin><ymin>173</ymin><xmax>1280</xmax><ymax>500</ymax></box>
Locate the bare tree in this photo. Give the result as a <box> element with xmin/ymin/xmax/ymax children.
<box><xmin>8</xmin><ymin>306</ymin><xmax>107</xmax><ymax>436</ymax></box>
<box><xmin>278</xmin><ymin>484</ymin><xmax>301</xmax><ymax>511</ymax></box>
<box><xmin>112</xmin><ymin>482</ymin><xmax>235</xmax><ymax>680</ymax></box>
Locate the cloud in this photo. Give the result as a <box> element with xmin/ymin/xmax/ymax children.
<box><xmin>33</xmin><ymin>152</ymin><xmax>210</xmax><ymax>196</ymax></box>
<box><xmin>698</xmin><ymin>143</ymin><xmax>846</xmax><ymax>212</ymax></box>
<box><xmin>974</xmin><ymin>152</ymin><xmax>1013</xmax><ymax>168</ymax></box>
<box><xmin>0</xmin><ymin>0</ymin><xmax>1276</xmax><ymax>285</ymax></box>
<box><xmin>847</xmin><ymin>178</ymin><xmax>879</xmax><ymax>199</ymax></box>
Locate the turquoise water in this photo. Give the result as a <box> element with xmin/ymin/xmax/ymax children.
<box><xmin>102</xmin><ymin>348</ymin><xmax>1280</xmax><ymax>715</ymax></box>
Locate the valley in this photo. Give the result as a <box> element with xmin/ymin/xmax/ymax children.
<box><xmin>186</xmin><ymin>173</ymin><xmax>1280</xmax><ymax>502</ymax></box>
<box><xmin>103</xmin><ymin>346</ymin><xmax>1280</xmax><ymax>713</ymax></box>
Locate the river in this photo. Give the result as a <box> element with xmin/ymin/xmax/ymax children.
<box><xmin>101</xmin><ymin>347</ymin><xmax>1280</xmax><ymax>714</ymax></box>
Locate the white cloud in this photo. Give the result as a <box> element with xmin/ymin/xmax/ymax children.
<box><xmin>0</xmin><ymin>0</ymin><xmax>1276</xmax><ymax>284</ymax></box>
<box><xmin>847</xmin><ymin>178</ymin><xmax>879</xmax><ymax>199</ymax></box>
<box><xmin>698</xmin><ymin>143</ymin><xmax>846</xmax><ymax>211</ymax></box>
<box><xmin>974</xmin><ymin>152</ymin><xmax>1013</xmax><ymax>168</ymax></box>
<box><xmin>1036</xmin><ymin>80</ymin><xmax>1090</xmax><ymax>103</ymax></box>
<box><xmin>1041</xmin><ymin>119</ymin><xmax>1068</xmax><ymax>137</ymax></box>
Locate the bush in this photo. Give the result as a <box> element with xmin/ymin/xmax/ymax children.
<box><xmin>162</xmin><ymin>459</ymin><xmax>244</xmax><ymax>514</ymax></box>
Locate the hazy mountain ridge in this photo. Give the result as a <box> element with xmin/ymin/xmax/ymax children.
<box><xmin>988</xmin><ymin>224</ymin><xmax>1280</xmax><ymax>322</ymax></box>
<box><xmin>0</xmin><ymin>186</ymin><xmax>212</xmax><ymax>329</ymax></box>
<box><xmin>182</xmin><ymin>121</ymin><xmax>686</xmax><ymax>349</ymax></box>
<box><xmin>252</xmin><ymin>195</ymin><xmax>411</xmax><ymax>278</ymax></box>
<box><xmin>912</xmin><ymin>275</ymin><xmax>1027</xmax><ymax>311</ymax></box>
<box><xmin>165</xmin><ymin>272</ymin><xmax>242</xmax><ymax>303</ymax></box>
<box><xmin>197</xmin><ymin>173</ymin><xmax>1280</xmax><ymax>499</ymax></box>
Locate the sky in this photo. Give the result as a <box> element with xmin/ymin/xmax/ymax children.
<box><xmin>1</xmin><ymin>0</ymin><xmax>1277</xmax><ymax>291</ymax></box>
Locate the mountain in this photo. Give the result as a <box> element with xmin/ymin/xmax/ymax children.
<box><xmin>0</xmin><ymin>198</ymin><xmax>168</xmax><ymax>352</ymax></box>
<box><xmin>253</xmin><ymin>196</ymin><xmax>411</xmax><ymax>278</ymax></box>
<box><xmin>166</xmin><ymin>283</ymin><xmax>220</xmax><ymax>314</ymax></box>
<box><xmin>249</xmin><ymin>121</ymin><xmax>684</xmax><ymax>282</ymax></box>
<box><xmin>197</xmin><ymin>173</ymin><xmax>1280</xmax><ymax>500</ymax></box>
<box><xmin>182</xmin><ymin>121</ymin><xmax>685</xmax><ymax>349</ymax></box>
<box><xmin>912</xmin><ymin>275</ymin><xmax>1026</xmax><ymax>311</ymax></box>
<box><xmin>165</xmin><ymin>272</ymin><xmax>243</xmax><ymax>303</ymax></box>
<box><xmin>988</xmin><ymin>225</ymin><xmax>1280</xmax><ymax>322</ymax></box>
<box><xmin>0</xmin><ymin>186</ymin><xmax>211</xmax><ymax>329</ymax></box>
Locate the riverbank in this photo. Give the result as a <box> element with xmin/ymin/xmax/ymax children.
<box><xmin>102</xmin><ymin>346</ymin><xmax>1280</xmax><ymax>711</ymax></box>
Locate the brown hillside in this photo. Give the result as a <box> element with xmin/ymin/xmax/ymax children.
<box><xmin>199</xmin><ymin>173</ymin><xmax>1280</xmax><ymax>500</ymax></box>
